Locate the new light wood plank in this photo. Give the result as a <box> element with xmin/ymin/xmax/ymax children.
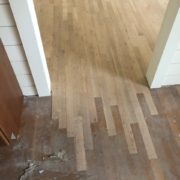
<box><xmin>34</xmin><ymin>0</ymin><xmax>167</xmax><ymax>166</ymax></box>
<box><xmin>75</xmin><ymin>116</ymin><xmax>87</xmax><ymax>171</ymax></box>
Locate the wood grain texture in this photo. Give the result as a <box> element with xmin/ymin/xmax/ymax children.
<box><xmin>0</xmin><ymin>40</ymin><xmax>23</xmax><ymax>143</ymax></box>
<box><xmin>0</xmin><ymin>128</ymin><xmax>9</xmax><ymax>145</ymax></box>
<box><xmin>75</xmin><ymin>117</ymin><xmax>87</xmax><ymax>171</ymax></box>
<box><xmin>33</xmin><ymin>0</ymin><xmax>180</xmax><ymax>176</ymax></box>
<box><xmin>0</xmin><ymin>86</ymin><xmax>180</xmax><ymax>179</ymax></box>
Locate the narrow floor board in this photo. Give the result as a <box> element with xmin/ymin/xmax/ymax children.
<box><xmin>31</xmin><ymin>0</ymin><xmax>180</xmax><ymax>178</ymax></box>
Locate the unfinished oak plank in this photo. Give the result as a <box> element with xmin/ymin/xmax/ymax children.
<box><xmin>75</xmin><ymin>116</ymin><xmax>87</xmax><ymax>171</ymax></box>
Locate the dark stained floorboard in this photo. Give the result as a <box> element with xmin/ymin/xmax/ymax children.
<box><xmin>0</xmin><ymin>85</ymin><xmax>180</xmax><ymax>179</ymax></box>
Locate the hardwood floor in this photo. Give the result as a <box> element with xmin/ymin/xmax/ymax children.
<box><xmin>0</xmin><ymin>88</ymin><xmax>179</xmax><ymax>179</ymax></box>
<box><xmin>0</xmin><ymin>0</ymin><xmax>176</xmax><ymax>179</ymax></box>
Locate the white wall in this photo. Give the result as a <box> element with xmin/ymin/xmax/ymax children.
<box><xmin>163</xmin><ymin>40</ymin><xmax>180</xmax><ymax>85</ymax></box>
<box><xmin>146</xmin><ymin>0</ymin><xmax>180</xmax><ymax>88</ymax></box>
<box><xmin>9</xmin><ymin>0</ymin><xmax>51</xmax><ymax>97</ymax></box>
<box><xmin>0</xmin><ymin>0</ymin><xmax>37</xmax><ymax>96</ymax></box>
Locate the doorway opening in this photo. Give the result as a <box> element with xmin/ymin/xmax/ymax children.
<box><xmin>34</xmin><ymin>0</ymin><xmax>172</xmax><ymax>173</ymax></box>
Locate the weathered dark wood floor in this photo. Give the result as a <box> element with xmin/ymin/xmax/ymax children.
<box><xmin>0</xmin><ymin>86</ymin><xmax>180</xmax><ymax>179</ymax></box>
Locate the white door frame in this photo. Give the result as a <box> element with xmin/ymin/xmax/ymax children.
<box><xmin>9</xmin><ymin>0</ymin><xmax>51</xmax><ymax>97</ymax></box>
<box><xmin>146</xmin><ymin>0</ymin><xmax>180</xmax><ymax>88</ymax></box>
